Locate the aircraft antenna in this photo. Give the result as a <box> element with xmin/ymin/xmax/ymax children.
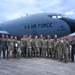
<box><xmin>26</xmin><ymin>13</ymin><xmax>28</xmax><ymax>16</ymax></box>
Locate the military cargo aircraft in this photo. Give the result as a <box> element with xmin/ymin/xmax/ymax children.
<box><xmin>0</xmin><ymin>13</ymin><xmax>75</xmax><ymax>38</ymax></box>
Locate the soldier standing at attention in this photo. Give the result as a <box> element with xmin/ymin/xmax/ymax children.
<box><xmin>14</xmin><ymin>37</ymin><xmax>18</xmax><ymax>58</ymax></box>
<box><xmin>24</xmin><ymin>35</ymin><xmax>28</xmax><ymax>57</ymax></box>
<box><xmin>21</xmin><ymin>35</ymin><xmax>27</xmax><ymax>57</ymax></box>
<box><xmin>27</xmin><ymin>36</ymin><xmax>32</xmax><ymax>58</ymax></box>
<box><xmin>17</xmin><ymin>38</ymin><xmax>21</xmax><ymax>58</ymax></box>
<box><xmin>29</xmin><ymin>35</ymin><xmax>33</xmax><ymax>57</ymax></box>
<box><xmin>47</xmin><ymin>35</ymin><xmax>54</xmax><ymax>58</ymax></box>
<box><xmin>63</xmin><ymin>38</ymin><xmax>70</xmax><ymax>63</ymax></box>
<box><xmin>32</xmin><ymin>36</ymin><xmax>39</xmax><ymax>57</ymax></box>
<box><xmin>65</xmin><ymin>37</ymin><xmax>71</xmax><ymax>61</ymax></box>
<box><xmin>69</xmin><ymin>36</ymin><xmax>75</xmax><ymax>62</ymax></box>
<box><xmin>21</xmin><ymin>35</ymin><xmax>25</xmax><ymax>57</ymax></box>
<box><xmin>6</xmin><ymin>35</ymin><xmax>10</xmax><ymax>58</ymax></box>
<box><xmin>0</xmin><ymin>37</ymin><xmax>2</xmax><ymax>59</ymax></box>
<box><xmin>39</xmin><ymin>34</ymin><xmax>43</xmax><ymax>57</ymax></box>
<box><xmin>31</xmin><ymin>37</ymin><xmax>35</xmax><ymax>57</ymax></box>
<box><xmin>1</xmin><ymin>34</ymin><xmax>7</xmax><ymax>58</ymax></box>
<box><xmin>41</xmin><ymin>37</ymin><xmax>47</xmax><ymax>58</ymax></box>
<box><xmin>55</xmin><ymin>39</ymin><xmax>63</xmax><ymax>61</ymax></box>
<box><xmin>53</xmin><ymin>35</ymin><xmax>58</xmax><ymax>59</ymax></box>
<box><xmin>10</xmin><ymin>36</ymin><xmax>15</xmax><ymax>58</ymax></box>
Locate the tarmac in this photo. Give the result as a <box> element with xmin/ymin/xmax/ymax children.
<box><xmin>0</xmin><ymin>57</ymin><xmax>75</xmax><ymax>75</ymax></box>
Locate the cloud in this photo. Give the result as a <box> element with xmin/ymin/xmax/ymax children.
<box><xmin>65</xmin><ymin>10</ymin><xmax>75</xmax><ymax>18</ymax></box>
<box><xmin>65</xmin><ymin>10</ymin><xmax>75</xmax><ymax>15</ymax></box>
<box><xmin>5</xmin><ymin>13</ymin><xmax>23</xmax><ymax>20</ymax></box>
<box><xmin>0</xmin><ymin>0</ymin><xmax>75</xmax><ymax>22</ymax></box>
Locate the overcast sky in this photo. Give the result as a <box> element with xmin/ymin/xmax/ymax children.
<box><xmin>0</xmin><ymin>0</ymin><xmax>75</xmax><ymax>23</ymax></box>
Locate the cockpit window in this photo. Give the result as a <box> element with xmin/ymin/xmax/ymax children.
<box><xmin>57</xmin><ymin>15</ymin><xmax>62</xmax><ymax>19</ymax></box>
<box><xmin>48</xmin><ymin>15</ymin><xmax>57</xmax><ymax>19</ymax></box>
<box><xmin>48</xmin><ymin>14</ymin><xmax>68</xmax><ymax>19</ymax></box>
<box><xmin>52</xmin><ymin>16</ymin><xmax>57</xmax><ymax>18</ymax></box>
<box><xmin>62</xmin><ymin>15</ymin><xmax>68</xmax><ymax>18</ymax></box>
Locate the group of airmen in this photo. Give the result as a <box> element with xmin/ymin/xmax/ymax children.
<box><xmin>0</xmin><ymin>34</ymin><xmax>75</xmax><ymax>63</ymax></box>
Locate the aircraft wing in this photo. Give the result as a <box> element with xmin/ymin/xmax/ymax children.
<box><xmin>0</xmin><ymin>31</ymin><xmax>9</xmax><ymax>35</ymax></box>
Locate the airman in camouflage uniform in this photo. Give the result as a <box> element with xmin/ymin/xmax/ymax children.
<box><xmin>47</xmin><ymin>35</ymin><xmax>54</xmax><ymax>58</ymax></box>
<box><xmin>27</xmin><ymin>36</ymin><xmax>32</xmax><ymax>58</ymax></box>
<box><xmin>39</xmin><ymin>34</ymin><xmax>43</xmax><ymax>57</ymax></box>
<box><xmin>14</xmin><ymin>37</ymin><xmax>18</xmax><ymax>58</ymax></box>
<box><xmin>9</xmin><ymin>36</ymin><xmax>15</xmax><ymax>58</ymax></box>
<box><xmin>41</xmin><ymin>37</ymin><xmax>47</xmax><ymax>58</ymax></box>
<box><xmin>29</xmin><ymin>35</ymin><xmax>33</xmax><ymax>57</ymax></box>
<box><xmin>55</xmin><ymin>39</ymin><xmax>63</xmax><ymax>61</ymax></box>
<box><xmin>31</xmin><ymin>38</ymin><xmax>35</xmax><ymax>57</ymax></box>
<box><xmin>62</xmin><ymin>38</ymin><xmax>70</xmax><ymax>63</ymax></box>
<box><xmin>53</xmin><ymin>35</ymin><xmax>58</xmax><ymax>59</ymax></box>
<box><xmin>6</xmin><ymin>35</ymin><xmax>10</xmax><ymax>58</ymax></box>
<box><xmin>17</xmin><ymin>38</ymin><xmax>21</xmax><ymax>58</ymax></box>
<box><xmin>21</xmin><ymin>35</ymin><xmax>27</xmax><ymax>57</ymax></box>
<box><xmin>32</xmin><ymin>36</ymin><xmax>39</xmax><ymax>57</ymax></box>
<box><xmin>1</xmin><ymin>34</ymin><xmax>7</xmax><ymax>58</ymax></box>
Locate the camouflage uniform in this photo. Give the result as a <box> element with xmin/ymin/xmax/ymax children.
<box><xmin>32</xmin><ymin>37</ymin><xmax>39</xmax><ymax>57</ymax></box>
<box><xmin>21</xmin><ymin>37</ymin><xmax>27</xmax><ymax>57</ymax></box>
<box><xmin>31</xmin><ymin>39</ymin><xmax>35</xmax><ymax>57</ymax></box>
<box><xmin>9</xmin><ymin>38</ymin><xmax>14</xmax><ymax>58</ymax></box>
<box><xmin>53</xmin><ymin>38</ymin><xmax>58</xmax><ymax>59</ymax></box>
<box><xmin>6</xmin><ymin>38</ymin><xmax>11</xmax><ymax>58</ymax></box>
<box><xmin>14</xmin><ymin>38</ymin><xmax>18</xmax><ymax>58</ymax></box>
<box><xmin>24</xmin><ymin>38</ymin><xmax>27</xmax><ymax>57</ymax></box>
<box><xmin>27</xmin><ymin>37</ymin><xmax>32</xmax><ymax>58</ymax></box>
<box><xmin>1</xmin><ymin>38</ymin><xmax>7</xmax><ymax>58</ymax></box>
<box><xmin>47</xmin><ymin>38</ymin><xmax>54</xmax><ymax>58</ymax></box>
<box><xmin>39</xmin><ymin>38</ymin><xmax>43</xmax><ymax>57</ymax></box>
<box><xmin>41</xmin><ymin>38</ymin><xmax>47</xmax><ymax>58</ymax></box>
<box><xmin>56</xmin><ymin>40</ymin><xmax>63</xmax><ymax>61</ymax></box>
<box><xmin>63</xmin><ymin>40</ymin><xmax>70</xmax><ymax>63</ymax></box>
<box><xmin>0</xmin><ymin>38</ymin><xmax>2</xmax><ymax>58</ymax></box>
<box><xmin>17</xmin><ymin>40</ymin><xmax>21</xmax><ymax>58</ymax></box>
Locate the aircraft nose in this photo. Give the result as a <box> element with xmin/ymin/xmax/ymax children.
<box><xmin>60</xmin><ymin>18</ymin><xmax>75</xmax><ymax>33</ymax></box>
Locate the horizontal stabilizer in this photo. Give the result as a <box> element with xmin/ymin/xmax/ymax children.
<box><xmin>68</xmin><ymin>32</ymin><xmax>75</xmax><ymax>36</ymax></box>
<box><xmin>0</xmin><ymin>31</ymin><xmax>9</xmax><ymax>35</ymax></box>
